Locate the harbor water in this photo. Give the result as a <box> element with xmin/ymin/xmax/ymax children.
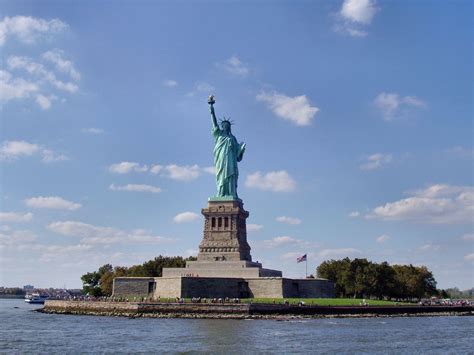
<box><xmin>1</xmin><ymin>299</ymin><xmax>472</xmax><ymax>353</ymax></box>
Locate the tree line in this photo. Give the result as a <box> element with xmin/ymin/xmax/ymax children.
<box><xmin>316</xmin><ymin>258</ymin><xmax>438</xmax><ymax>299</ymax></box>
<box><xmin>81</xmin><ymin>255</ymin><xmax>196</xmax><ymax>296</ymax></box>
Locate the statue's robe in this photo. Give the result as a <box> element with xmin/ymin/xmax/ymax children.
<box><xmin>212</xmin><ymin>126</ymin><xmax>245</xmax><ymax>198</ymax></box>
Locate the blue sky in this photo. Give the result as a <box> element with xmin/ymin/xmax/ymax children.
<box><xmin>1</xmin><ymin>0</ymin><xmax>472</xmax><ymax>290</ymax></box>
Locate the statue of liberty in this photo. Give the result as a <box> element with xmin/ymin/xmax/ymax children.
<box><xmin>208</xmin><ymin>95</ymin><xmax>246</xmax><ymax>200</ymax></box>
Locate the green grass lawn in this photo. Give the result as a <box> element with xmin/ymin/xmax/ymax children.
<box><xmin>240</xmin><ymin>298</ymin><xmax>406</xmax><ymax>306</ymax></box>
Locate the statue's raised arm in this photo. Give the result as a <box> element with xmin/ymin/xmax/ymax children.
<box><xmin>208</xmin><ymin>95</ymin><xmax>218</xmax><ymax>129</ymax></box>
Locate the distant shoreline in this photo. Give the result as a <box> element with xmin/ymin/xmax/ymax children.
<box><xmin>39</xmin><ymin>300</ymin><xmax>474</xmax><ymax>319</ymax></box>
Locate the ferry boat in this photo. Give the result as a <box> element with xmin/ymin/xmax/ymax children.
<box><xmin>25</xmin><ymin>293</ymin><xmax>50</xmax><ymax>304</ymax></box>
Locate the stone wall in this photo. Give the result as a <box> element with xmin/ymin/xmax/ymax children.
<box><xmin>181</xmin><ymin>277</ymin><xmax>246</xmax><ymax>298</ymax></box>
<box><xmin>247</xmin><ymin>278</ymin><xmax>284</xmax><ymax>298</ymax></box>
<box><xmin>113</xmin><ymin>277</ymin><xmax>154</xmax><ymax>298</ymax></box>
<box><xmin>113</xmin><ymin>276</ymin><xmax>335</xmax><ymax>299</ymax></box>
<box><xmin>154</xmin><ymin>277</ymin><xmax>183</xmax><ymax>298</ymax></box>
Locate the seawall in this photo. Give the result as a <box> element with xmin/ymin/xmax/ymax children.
<box><xmin>40</xmin><ymin>300</ymin><xmax>474</xmax><ymax>319</ymax></box>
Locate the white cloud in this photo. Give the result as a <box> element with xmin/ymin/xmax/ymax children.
<box><xmin>109</xmin><ymin>161</ymin><xmax>148</xmax><ymax>174</ymax></box>
<box><xmin>247</xmin><ymin>223</ymin><xmax>263</xmax><ymax>232</ymax></box>
<box><xmin>0</xmin><ymin>140</ymin><xmax>40</xmax><ymax>159</ymax></box>
<box><xmin>109</xmin><ymin>162</ymin><xmax>211</xmax><ymax>181</ymax></box>
<box><xmin>335</xmin><ymin>0</ymin><xmax>378</xmax><ymax>37</ymax></box>
<box><xmin>183</xmin><ymin>249</ymin><xmax>199</xmax><ymax>257</ymax></box>
<box><xmin>461</xmin><ymin>233</ymin><xmax>474</xmax><ymax>241</ymax></box>
<box><xmin>0</xmin><ymin>140</ymin><xmax>67</xmax><ymax>162</ymax></box>
<box><xmin>82</xmin><ymin>127</ymin><xmax>104</xmax><ymax>134</ymax></box>
<box><xmin>217</xmin><ymin>56</ymin><xmax>249</xmax><ymax>77</ymax></box>
<box><xmin>203</xmin><ymin>166</ymin><xmax>216</xmax><ymax>175</ymax></box>
<box><xmin>47</xmin><ymin>221</ymin><xmax>172</xmax><ymax>245</ymax></box>
<box><xmin>349</xmin><ymin>211</ymin><xmax>360</xmax><ymax>217</ymax></box>
<box><xmin>150</xmin><ymin>164</ymin><xmax>163</xmax><ymax>174</ymax></box>
<box><xmin>263</xmin><ymin>236</ymin><xmax>299</xmax><ymax>248</ymax></box>
<box><xmin>368</xmin><ymin>184</ymin><xmax>474</xmax><ymax>224</ymax></box>
<box><xmin>2</xmin><ymin>48</ymin><xmax>79</xmax><ymax>109</ymax></box>
<box><xmin>173</xmin><ymin>212</ymin><xmax>199</xmax><ymax>223</ymax></box>
<box><xmin>35</xmin><ymin>94</ymin><xmax>56</xmax><ymax>109</ymax></box>
<box><xmin>257</xmin><ymin>91</ymin><xmax>319</xmax><ymax>126</ymax></box>
<box><xmin>42</xmin><ymin>49</ymin><xmax>80</xmax><ymax>80</ymax></box>
<box><xmin>464</xmin><ymin>253</ymin><xmax>474</xmax><ymax>262</ymax></box>
<box><xmin>374</xmin><ymin>92</ymin><xmax>426</xmax><ymax>121</ymax></box>
<box><xmin>109</xmin><ymin>183</ymin><xmax>162</xmax><ymax>194</ymax></box>
<box><xmin>359</xmin><ymin>153</ymin><xmax>392</xmax><ymax>171</ymax></box>
<box><xmin>7</xmin><ymin>55</ymin><xmax>79</xmax><ymax>93</ymax></box>
<box><xmin>163</xmin><ymin>164</ymin><xmax>200</xmax><ymax>181</ymax></box>
<box><xmin>0</xmin><ymin>70</ymin><xmax>39</xmax><ymax>102</ymax></box>
<box><xmin>446</xmin><ymin>146</ymin><xmax>474</xmax><ymax>159</ymax></box>
<box><xmin>276</xmin><ymin>216</ymin><xmax>302</xmax><ymax>225</ymax></box>
<box><xmin>419</xmin><ymin>243</ymin><xmax>440</xmax><ymax>252</ymax></box>
<box><xmin>163</xmin><ymin>79</ymin><xmax>178</xmax><ymax>87</ymax></box>
<box><xmin>0</xmin><ymin>16</ymin><xmax>67</xmax><ymax>46</ymax></box>
<box><xmin>246</xmin><ymin>170</ymin><xmax>296</xmax><ymax>192</ymax></box>
<box><xmin>318</xmin><ymin>248</ymin><xmax>361</xmax><ymax>258</ymax></box>
<box><xmin>0</xmin><ymin>229</ymin><xmax>37</xmax><ymax>246</ymax></box>
<box><xmin>0</xmin><ymin>212</ymin><xmax>33</xmax><ymax>223</ymax></box>
<box><xmin>376</xmin><ymin>234</ymin><xmax>390</xmax><ymax>243</ymax></box>
<box><xmin>41</xmin><ymin>148</ymin><xmax>68</xmax><ymax>162</ymax></box>
<box><xmin>25</xmin><ymin>196</ymin><xmax>81</xmax><ymax>211</ymax></box>
<box><xmin>341</xmin><ymin>0</ymin><xmax>377</xmax><ymax>24</ymax></box>
<box><xmin>195</xmin><ymin>81</ymin><xmax>215</xmax><ymax>92</ymax></box>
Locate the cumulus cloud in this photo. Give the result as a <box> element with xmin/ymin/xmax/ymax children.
<box><xmin>217</xmin><ymin>56</ymin><xmax>250</xmax><ymax>77</ymax></box>
<box><xmin>262</xmin><ymin>236</ymin><xmax>299</xmax><ymax>248</ymax></box>
<box><xmin>47</xmin><ymin>221</ymin><xmax>172</xmax><ymax>245</ymax></box>
<box><xmin>163</xmin><ymin>79</ymin><xmax>178</xmax><ymax>87</ymax></box>
<box><xmin>2</xmin><ymin>48</ymin><xmax>79</xmax><ymax>109</ymax></box>
<box><xmin>0</xmin><ymin>70</ymin><xmax>38</xmax><ymax>102</ymax></box>
<box><xmin>0</xmin><ymin>140</ymin><xmax>67</xmax><ymax>163</ymax></box>
<box><xmin>359</xmin><ymin>153</ymin><xmax>392</xmax><ymax>171</ymax></box>
<box><xmin>0</xmin><ymin>229</ymin><xmax>37</xmax><ymax>246</ymax></box>
<box><xmin>368</xmin><ymin>184</ymin><xmax>474</xmax><ymax>224</ymax></box>
<box><xmin>0</xmin><ymin>212</ymin><xmax>33</xmax><ymax>223</ymax></box>
<box><xmin>257</xmin><ymin>91</ymin><xmax>319</xmax><ymax>126</ymax></box>
<box><xmin>0</xmin><ymin>16</ymin><xmax>67</xmax><ymax>45</ymax></box>
<box><xmin>446</xmin><ymin>146</ymin><xmax>474</xmax><ymax>159</ymax></box>
<box><xmin>276</xmin><ymin>216</ymin><xmax>302</xmax><ymax>225</ymax></box>
<box><xmin>109</xmin><ymin>162</ymin><xmax>203</xmax><ymax>181</ymax></box>
<box><xmin>349</xmin><ymin>211</ymin><xmax>360</xmax><ymax>218</ymax></box>
<box><xmin>7</xmin><ymin>55</ymin><xmax>79</xmax><ymax>94</ymax></box>
<box><xmin>335</xmin><ymin>0</ymin><xmax>378</xmax><ymax>37</ymax></box>
<box><xmin>82</xmin><ymin>127</ymin><xmax>104</xmax><ymax>134</ymax></box>
<box><xmin>25</xmin><ymin>196</ymin><xmax>81</xmax><ymax>211</ymax></box>
<box><xmin>376</xmin><ymin>234</ymin><xmax>390</xmax><ymax>243</ymax></box>
<box><xmin>418</xmin><ymin>243</ymin><xmax>440</xmax><ymax>252</ymax></box>
<box><xmin>0</xmin><ymin>140</ymin><xmax>39</xmax><ymax>159</ymax></box>
<box><xmin>109</xmin><ymin>183</ymin><xmax>162</xmax><ymax>194</ymax></box>
<box><xmin>318</xmin><ymin>248</ymin><xmax>361</xmax><ymax>258</ymax></box>
<box><xmin>374</xmin><ymin>92</ymin><xmax>426</xmax><ymax>121</ymax></box>
<box><xmin>109</xmin><ymin>161</ymin><xmax>148</xmax><ymax>174</ymax></box>
<box><xmin>461</xmin><ymin>233</ymin><xmax>474</xmax><ymax>241</ymax></box>
<box><xmin>42</xmin><ymin>49</ymin><xmax>80</xmax><ymax>80</ymax></box>
<box><xmin>162</xmin><ymin>164</ymin><xmax>200</xmax><ymax>181</ymax></box>
<box><xmin>247</xmin><ymin>223</ymin><xmax>263</xmax><ymax>232</ymax></box>
<box><xmin>464</xmin><ymin>253</ymin><xmax>474</xmax><ymax>262</ymax></box>
<box><xmin>173</xmin><ymin>212</ymin><xmax>199</xmax><ymax>223</ymax></box>
<box><xmin>246</xmin><ymin>170</ymin><xmax>296</xmax><ymax>192</ymax></box>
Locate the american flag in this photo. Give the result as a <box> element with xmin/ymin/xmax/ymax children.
<box><xmin>297</xmin><ymin>254</ymin><xmax>307</xmax><ymax>263</ymax></box>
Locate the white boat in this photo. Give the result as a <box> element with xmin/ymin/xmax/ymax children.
<box><xmin>25</xmin><ymin>293</ymin><xmax>50</xmax><ymax>304</ymax></box>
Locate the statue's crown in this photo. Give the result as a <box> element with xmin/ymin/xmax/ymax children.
<box><xmin>220</xmin><ymin>116</ymin><xmax>234</xmax><ymax>125</ymax></box>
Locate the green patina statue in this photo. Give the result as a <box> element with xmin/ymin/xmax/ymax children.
<box><xmin>208</xmin><ymin>95</ymin><xmax>246</xmax><ymax>200</ymax></box>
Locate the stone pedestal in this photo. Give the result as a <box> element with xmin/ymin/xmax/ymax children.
<box><xmin>198</xmin><ymin>199</ymin><xmax>251</xmax><ymax>262</ymax></box>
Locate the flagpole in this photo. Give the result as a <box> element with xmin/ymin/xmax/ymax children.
<box><xmin>305</xmin><ymin>258</ymin><xmax>307</xmax><ymax>278</ymax></box>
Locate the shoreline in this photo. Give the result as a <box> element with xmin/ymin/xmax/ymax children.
<box><xmin>39</xmin><ymin>300</ymin><xmax>474</xmax><ymax>320</ymax></box>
